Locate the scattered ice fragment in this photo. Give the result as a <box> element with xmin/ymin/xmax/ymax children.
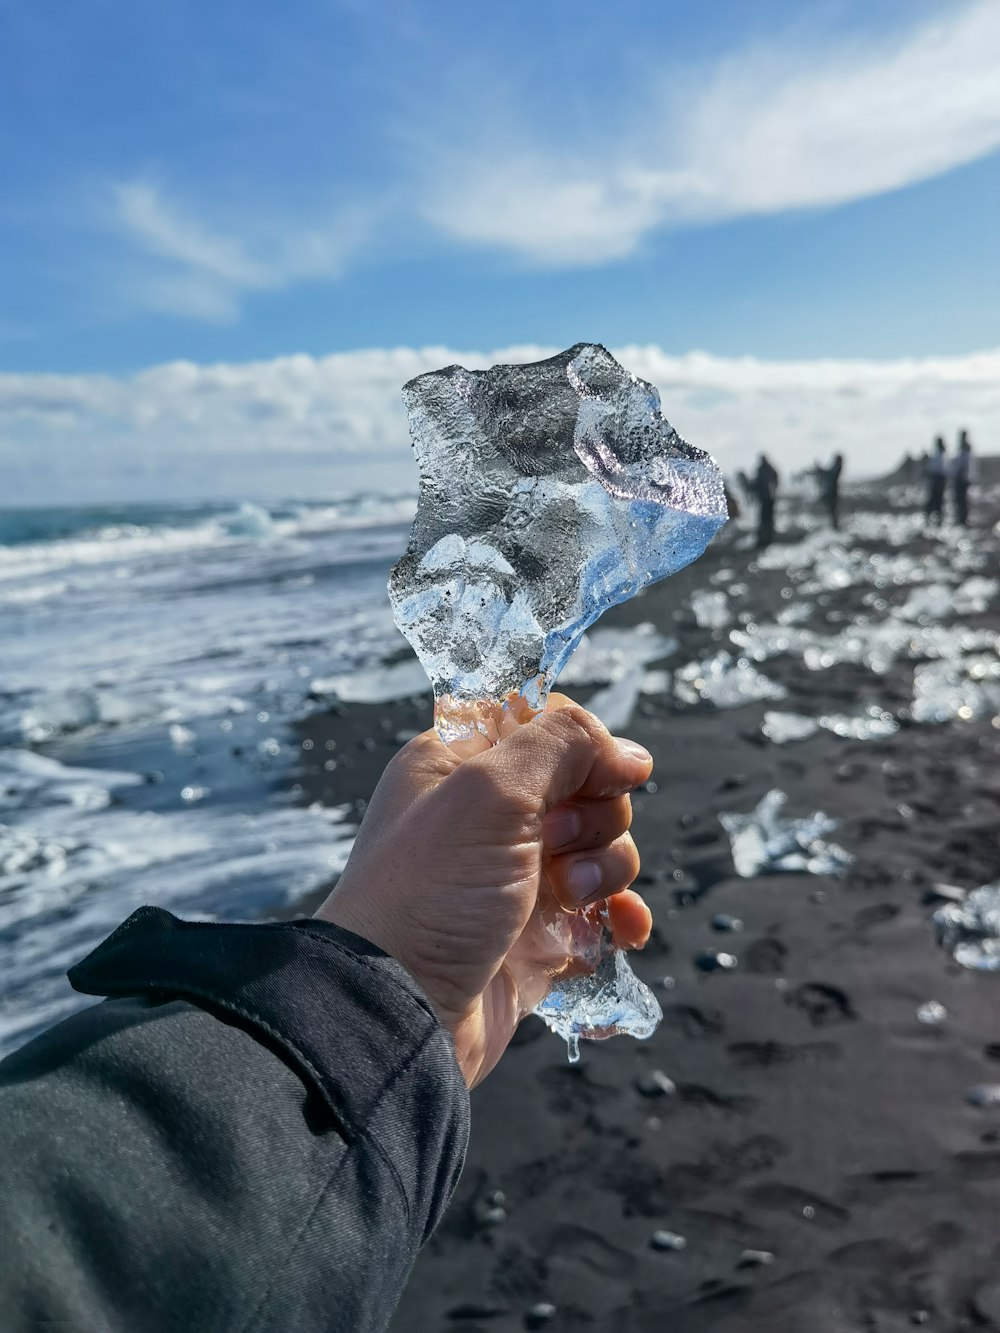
<box><xmin>695</xmin><ymin>949</ymin><xmax>737</xmax><ymax>971</ymax></box>
<box><xmin>675</xmin><ymin>652</ymin><xmax>786</xmax><ymax>709</ymax></box>
<box><xmin>966</xmin><ymin>1085</ymin><xmax>1000</xmax><ymax>1108</ymax></box>
<box><xmin>720</xmin><ymin>789</ymin><xmax>853</xmax><ymax>878</ymax></box>
<box><xmin>636</xmin><ymin>1069</ymin><xmax>677</xmax><ymax>1097</ymax></box>
<box><xmin>817</xmin><ymin>707</ymin><xmax>899</xmax><ymax>740</ymax></box>
<box><xmin>737</xmin><ymin>1250</ymin><xmax>776</xmax><ymax>1269</ymax></box>
<box><xmin>934</xmin><ymin>883</ymin><xmax>1000</xmax><ymax>971</ymax></box>
<box><xmin>168</xmin><ymin>723</ymin><xmax>195</xmax><ymax>748</ymax></box>
<box><xmin>650</xmin><ymin>1231</ymin><xmax>687</xmax><ymax>1251</ymax></box>
<box><xmin>762</xmin><ymin>711</ymin><xmax>818</xmax><ymax>744</ymax></box>
<box><xmin>917</xmin><ymin>1001</ymin><xmax>947</xmax><ymax>1025</ymax></box>
<box><xmin>560</xmin><ymin>622</ymin><xmax>677</xmax><ymax>685</ymax></box>
<box><xmin>310</xmin><ymin>659</ymin><xmax>430</xmax><ymax>705</ymax></box>
<box><xmin>912</xmin><ymin>657</ymin><xmax>1000</xmax><ymax>725</ymax></box>
<box><xmin>391</xmin><ymin>344</ymin><xmax>728</xmax><ymax>1057</ymax></box>
<box><xmin>690</xmin><ymin>589</ymin><xmax>729</xmax><ymax>629</ymax></box>
<box><xmin>586</xmin><ymin>667</ymin><xmax>645</xmax><ymax>732</ymax></box>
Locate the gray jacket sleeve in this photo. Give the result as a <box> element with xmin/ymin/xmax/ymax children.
<box><xmin>0</xmin><ymin>907</ymin><xmax>469</xmax><ymax>1333</ymax></box>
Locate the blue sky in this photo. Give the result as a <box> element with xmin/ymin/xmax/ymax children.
<box><xmin>2</xmin><ymin>0</ymin><xmax>998</xmax><ymax>371</ymax></box>
<box><xmin>1</xmin><ymin>0</ymin><xmax>999</xmax><ymax>502</ymax></box>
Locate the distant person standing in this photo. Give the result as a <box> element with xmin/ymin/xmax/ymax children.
<box><xmin>752</xmin><ymin>453</ymin><xmax>780</xmax><ymax>551</ymax></box>
<box><xmin>950</xmin><ymin>430</ymin><xmax>976</xmax><ymax>526</ymax></box>
<box><xmin>924</xmin><ymin>437</ymin><xmax>947</xmax><ymax>526</ymax></box>
<box><xmin>817</xmin><ymin>453</ymin><xmax>844</xmax><ymax>530</ymax></box>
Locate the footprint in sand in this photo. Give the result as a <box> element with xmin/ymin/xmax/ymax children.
<box><xmin>660</xmin><ymin>1002</ymin><xmax>725</xmax><ymax>1038</ymax></box>
<box><xmin>543</xmin><ymin>1224</ymin><xmax>636</xmax><ymax>1279</ymax></box>
<box><xmin>785</xmin><ymin>982</ymin><xmax>857</xmax><ymax>1025</ymax></box>
<box><xmin>726</xmin><ymin>1039</ymin><xmax>841</xmax><ymax>1068</ymax></box>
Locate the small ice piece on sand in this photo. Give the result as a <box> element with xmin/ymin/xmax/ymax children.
<box><xmin>762</xmin><ymin>711</ymin><xmax>819</xmax><ymax>744</ymax></box>
<box><xmin>690</xmin><ymin>589</ymin><xmax>729</xmax><ymax>629</ymax></box>
<box><xmin>720</xmin><ymin>789</ymin><xmax>853</xmax><ymax>878</ymax></box>
<box><xmin>310</xmin><ymin>659</ymin><xmax>430</xmax><ymax>705</ymax></box>
<box><xmin>675</xmin><ymin>652</ymin><xmax>786</xmax><ymax>709</ymax></box>
<box><xmin>586</xmin><ymin>667</ymin><xmax>645</xmax><ymax>732</ymax></box>
<box><xmin>817</xmin><ymin>707</ymin><xmax>899</xmax><ymax>741</ymax></box>
<box><xmin>650</xmin><ymin>1230</ymin><xmax>687</xmax><ymax>1251</ymax></box>
<box><xmin>917</xmin><ymin>1001</ymin><xmax>947</xmax><ymax>1025</ymax></box>
<box><xmin>560</xmin><ymin>622</ymin><xmax>677</xmax><ymax>685</ymax></box>
<box><xmin>965</xmin><ymin>1085</ymin><xmax>1000</xmax><ymax>1108</ymax></box>
<box><xmin>934</xmin><ymin>883</ymin><xmax>1000</xmax><ymax>971</ymax></box>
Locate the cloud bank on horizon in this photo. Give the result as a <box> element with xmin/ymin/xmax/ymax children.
<box><xmin>3</xmin><ymin>344</ymin><xmax>997</xmax><ymax>506</ymax></box>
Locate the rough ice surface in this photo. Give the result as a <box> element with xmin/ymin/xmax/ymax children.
<box><xmin>674</xmin><ymin>651</ymin><xmax>786</xmax><ymax>709</ymax></box>
<box><xmin>934</xmin><ymin>883</ymin><xmax>1000</xmax><ymax>971</ymax></box>
<box><xmin>389</xmin><ymin>344</ymin><xmax>727</xmax><ymax>1055</ymax></box>
<box><xmin>720</xmin><ymin>789</ymin><xmax>853</xmax><ymax>878</ymax></box>
<box><xmin>390</xmin><ymin>343</ymin><xmax>727</xmax><ymax>739</ymax></box>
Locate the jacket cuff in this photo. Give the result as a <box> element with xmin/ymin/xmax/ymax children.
<box><xmin>68</xmin><ymin>906</ymin><xmax>465</xmax><ymax>1144</ymax></box>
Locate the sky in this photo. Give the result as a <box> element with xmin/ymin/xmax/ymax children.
<box><xmin>1</xmin><ymin>0</ymin><xmax>999</xmax><ymax>504</ymax></box>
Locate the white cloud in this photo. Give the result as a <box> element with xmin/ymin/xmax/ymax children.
<box><xmin>109</xmin><ymin>181</ymin><xmax>377</xmax><ymax>321</ymax></box>
<box><xmin>2</xmin><ymin>344</ymin><xmax>998</xmax><ymax>505</ymax></box>
<box><xmin>421</xmin><ymin>1</ymin><xmax>1000</xmax><ymax>263</ymax></box>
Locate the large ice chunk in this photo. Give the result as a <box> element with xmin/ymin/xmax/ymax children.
<box><xmin>389</xmin><ymin>344</ymin><xmax>727</xmax><ymax>1056</ymax></box>
<box><xmin>390</xmin><ymin>343</ymin><xmax>727</xmax><ymax>742</ymax></box>
<box><xmin>720</xmin><ymin>789</ymin><xmax>853</xmax><ymax>878</ymax></box>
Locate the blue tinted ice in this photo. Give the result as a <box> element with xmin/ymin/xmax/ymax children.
<box><xmin>390</xmin><ymin>343</ymin><xmax>727</xmax><ymax>741</ymax></box>
<box><xmin>389</xmin><ymin>344</ymin><xmax>727</xmax><ymax>1055</ymax></box>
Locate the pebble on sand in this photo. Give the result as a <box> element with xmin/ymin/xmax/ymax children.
<box><xmin>650</xmin><ymin>1230</ymin><xmax>687</xmax><ymax>1251</ymax></box>
<box><xmin>636</xmin><ymin>1070</ymin><xmax>677</xmax><ymax>1097</ymax></box>
<box><xmin>524</xmin><ymin>1302</ymin><xmax>557</xmax><ymax>1329</ymax></box>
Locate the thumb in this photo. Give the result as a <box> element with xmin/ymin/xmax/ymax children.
<box><xmin>459</xmin><ymin>699</ymin><xmax>652</xmax><ymax>815</ymax></box>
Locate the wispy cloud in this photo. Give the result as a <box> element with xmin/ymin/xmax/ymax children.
<box><xmin>110</xmin><ymin>180</ymin><xmax>377</xmax><ymax>321</ymax></box>
<box><xmin>420</xmin><ymin>0</ymin><xmax>1000</xmax><ymax>263</ymax></box>
<box><xmin>2</xmin><ymin>344</ymin><xmax>998</xmax><ymax>504</ymax></box>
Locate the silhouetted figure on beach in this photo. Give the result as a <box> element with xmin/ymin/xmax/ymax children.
<box><xmin>951</xmin><ymin>430</ymin><xmax>976</xmax><ymax>527</ymax></box>
<box><xmin>816</xmin><ymin>453</ymin><xmax>844</xmax><ymax>530</ymax></box>
<box><xmin>924</xmin><ymin>437</ymin><xmax>947</xmax><ymax>526</ymax></box>
<box><xmin>752</xmin><ymin>453</ymin><xmax>779</xmax><ymax>551</ymax></box>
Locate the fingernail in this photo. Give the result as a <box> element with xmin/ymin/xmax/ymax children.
<box><xmin>568</xmin><ymin>858</ymin><xmax>603</xmax><ymax>901</ymax></box>
<box><xmin>614</xmin><ymin>737</ymin><xmax>652</xmax><ymax>765</ymax></box>
<box><xmin>543</xmin><ymin>807</ymin><xmax>582</xmax><ymax>848</ymax></box>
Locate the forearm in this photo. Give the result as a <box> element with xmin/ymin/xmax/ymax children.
<box><xmin>0</xmin><ymin>909</ymin><xmax>469</xmax><ymax>1333</ymax></box>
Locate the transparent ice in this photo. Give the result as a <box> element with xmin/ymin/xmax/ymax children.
<box><xmin>389</xmin><ymin>343</ymin><xmax>728</xmax><ymax>1056</ymax></box>
<box><xmin>934</xmin><ymin>883</ymin><xmax>1000</xmax><ymax>971</ymax></box>
<box><xmin>720</xmin><ymin>789</ymin><xmax>853</xmax><ymax>878</ymax></box>
<box><xmin>674</xmin><ymin>651</ymin><xmax>786</xmax><ymax>709</ymax></box>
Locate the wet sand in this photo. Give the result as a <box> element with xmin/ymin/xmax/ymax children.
<box><xmin>288</xmin><ymin>486</ymin><xmax>1000</xmax><ymax>1331</ymax></box>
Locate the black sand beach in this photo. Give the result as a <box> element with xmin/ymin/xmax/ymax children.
<box><xmin>288</xmin><ymin>483</ymin><xmax>1000</xmax><ymax>1332</ymax></box>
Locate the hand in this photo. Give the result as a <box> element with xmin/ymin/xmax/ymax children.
<box><xmin>315</xmin><ymin>695</ymin><xmax>654</xmax><ymax>1088</ymax></box>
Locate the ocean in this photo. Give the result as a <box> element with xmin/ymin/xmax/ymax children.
<box><xmin>0</xmin><ymin>495</ymin><xmax>418</xmax><ymax>1054</ymax></box>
